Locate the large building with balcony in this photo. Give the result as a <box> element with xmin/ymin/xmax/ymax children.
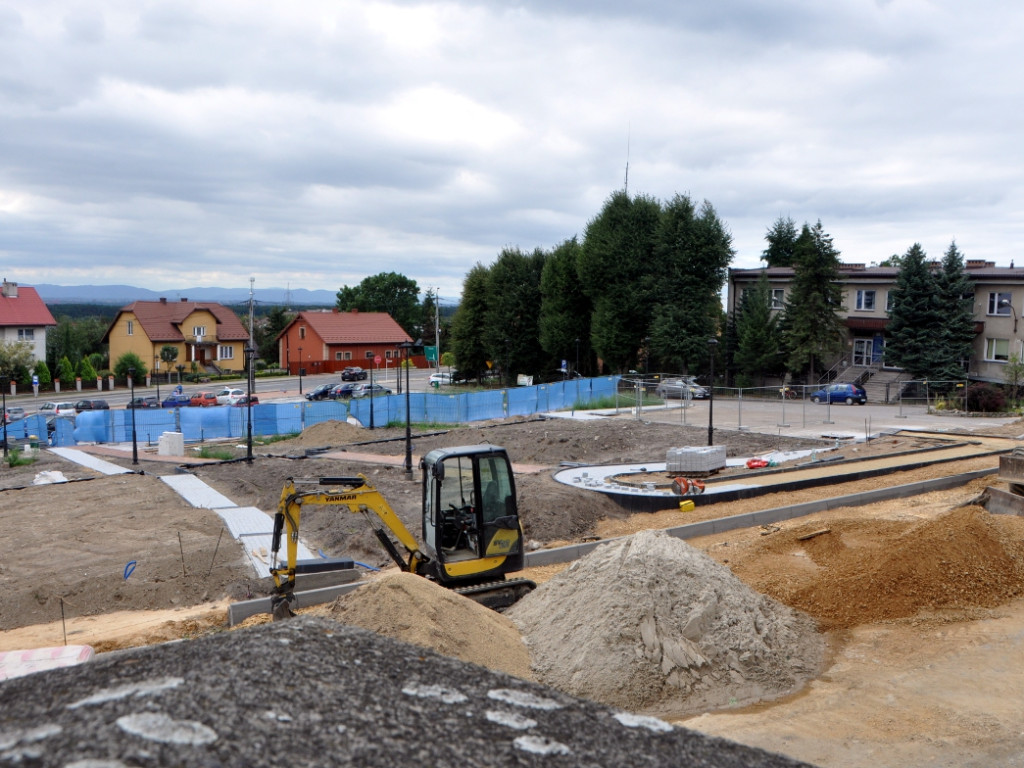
<box><xmin>728</xmin><ymin>259</ymin><xmax>1022</xmax><ymax>400</ymax></box>
<box><xmin>103</xmin><ymin>297</ymin><xmax>251</xmax><ymax>376</ymax></box>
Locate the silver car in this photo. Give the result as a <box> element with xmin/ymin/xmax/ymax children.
<box><xmin>655</xmin><ymin>378</ymin><xmax>708</xmax><ymax>400</ymax></box>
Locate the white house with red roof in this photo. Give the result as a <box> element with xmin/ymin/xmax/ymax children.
<box><xmin>277</xmin><ymin>308</ymin><xmax>417</xmax><ymax>375</ymax></box>
<box><xmin>0</xmin><ymin>280</ymin><xmax>57</xmax><ymax>362</ymax></box>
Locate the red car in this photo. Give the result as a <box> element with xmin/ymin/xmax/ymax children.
<box><xmin>190</xmin><ymin>391</ymin><xmax>218</xmax><ymax>407</ymax></box>
<box><xmin>232</xmin><ymin>395</ymin><xmax>259</xmax><ymax>407</ymax></box>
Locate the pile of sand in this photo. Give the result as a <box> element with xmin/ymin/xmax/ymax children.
<box><xmin>323</xmin><ymin>571</ymin><xmax>534</xmax><ymax>680</ymax></box>
<box><xmin>767</xmin><ymin>505</ymin><xmax>1024</xmax><ymax>630</ymax></box>
<box><xmin>507</xmin><ymin>530</ymin><xmax>824</xmax><ymax>716</ymax></box>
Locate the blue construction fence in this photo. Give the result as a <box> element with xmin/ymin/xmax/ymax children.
<box><xmin>10</xmin><ymin>376</ymin><xmax>619</xmax><ymax>448</ymax></box>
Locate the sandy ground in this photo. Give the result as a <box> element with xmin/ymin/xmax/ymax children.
<box><xmin>2</xmin><ymin>413</ymin><xmax>1024</xmax><ymax>768</ymax></box>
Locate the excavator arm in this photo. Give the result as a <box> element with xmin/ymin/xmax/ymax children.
<box><xmin>269</xmin><ymin>475</ymin><xmax>428</xmax><ymax>618</ymax></box>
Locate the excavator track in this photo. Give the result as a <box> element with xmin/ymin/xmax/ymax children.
<box><xmin>453</xmin><ymin>578</ymin><xmax>537</xmax><ymax>611</ymax></box>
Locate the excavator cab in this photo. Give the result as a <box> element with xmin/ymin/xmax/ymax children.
<box><xmin>421</xmin><ymin>444</ymin><xmax>526</xmax><ymax>585</ymax></box>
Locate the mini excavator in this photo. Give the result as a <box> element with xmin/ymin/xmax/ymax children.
<box><xmin>269</xmin><ymin>444</ymin><xmax>536</xmax><ymax>619</ymax></box>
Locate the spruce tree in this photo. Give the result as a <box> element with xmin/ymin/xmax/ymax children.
<box><xmin>779</xmin><ymin>221</ymin><xmax>845</xmax><ymax>380</ymax></box>
<box><xmin>933</xmin><ymin>241</ymin><xmax>976</xmax><ymax>381</ymax></box>
<box><xmin>884</xmin><ymin>244</ymin><xmax>947</xmax><ymax>379</ymax></box>
<box><xmin>762</xmin><ymin>216</ymin><xmax>799</xmax><ymax>267</ymax></box>
<box><xmin>735</xmin><ymin>272</ymin><xmax>781</xmax><ymax>386</ymax></box>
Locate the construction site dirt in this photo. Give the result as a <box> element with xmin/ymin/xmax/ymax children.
<box><xmin>3</xmin><ymin>414</ymin><xmax>1024</xmax><ymax>768</ymax></box>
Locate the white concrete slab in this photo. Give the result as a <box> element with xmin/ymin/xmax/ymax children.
<box><xmin>160</xmin><ymin>474</ymin><xmax>237</xmax><ymax>509</ymax></box>
<box><xmin>48</xmin><ymin>447</ymin><xmax>132</xmax><ymax>475</ymax></box>
<box><xmin>215</xmin><ymin>506</ymin><xmax>277</xmax><ymax>538</ymax></box>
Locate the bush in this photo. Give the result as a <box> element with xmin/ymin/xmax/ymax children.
<box><xmin>964</xmin><ymin>383</ymin><xmax>1007</xmax><ymax>412</ymax></box>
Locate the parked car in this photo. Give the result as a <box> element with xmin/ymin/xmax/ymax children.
<box><xmin>305</xmin><ymin>383</ymin><xmax>339</xmax><ymax>401</ymax></box>
<box><xmin>4</xmin><ymin>405</ymin><xmax>26</xmax><ymax>424</ymax></box>
<box><xmin>127</xmin><ymin>396</ymin><xmax>160</xmax><ymax>409</ymax></box>
<box><xmin>810</xmin><ymin>383</ymin><xmax>867</xmax><ymax>405</ymax></box>
<box><xmin>215</xmin><ymin>387</ymin><xmax>245</xmax><ymax>405</ymax></box>
<box><xmin>655</xmin><ymin>378</ymin><xmax>708</xmax><ymax>400</ymax></box>
<box><xmin>161</xmin><ymin>392</ymin><xmax>193</xmax><ymax>408</ymax></box>
<box><xmin>75</xmin><ymin>399</ymin><xmax>110</xmax><ymax>412</ymax></box>
<box><xmin>232</xmin><ymin>395</ymin><xmax>260</xmax><ymax>407</ymax></box>
<box><xmin>190</xmin><ymin>391</ymin><xmax>219</xmax><ymax>407</ymax></box>
<box><xmin>429</xmin><ymin>372</ymin><xmax>452</xmax><ymax>386</ymax></box>
<box><xmin>341</xmin><ymin>366</ymin><xmax>368</xmax><ymax>381</ymax></box>
<box><xmin>328</xmin><ymin>383</ymin><xmax>358</xmax><ymax>399</ymax></box>
<box><xmin>349</xmin><ymin>382</ymin><xmax>393</xmax><ymax>398</ymax></box>
<box><xmin>39</xmin><ymin>401</ymin><xmax>78</xmax><ymax>417</ymax></box>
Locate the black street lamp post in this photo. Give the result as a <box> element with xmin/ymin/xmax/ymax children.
<box><xmin>707</xmin><ymin>338</ymin><xmax>718</xmax><ymax>447</ymax></box>
<box><xmin>398</xmin><ymin>339</ymin><xmax>419</xmax><ymax>478</ymax></box>
<box><xmin>128</xmin><ymin>367</ymin><xmax>139</xmax><ymax>465</ymax></box>
<box><xmin>297</xmin><ymin>346</ymin><xmax>303</xmax><ymax>395</ymax></box>
<box><xmin>575</xmin><ymin>337</ymin><xmax>580</xmax><ymax>377</ymax></box>
<box><xmin>1</xmin><ymin>375</ymin><xmax>8</xmax><ymax>460</ymax></box>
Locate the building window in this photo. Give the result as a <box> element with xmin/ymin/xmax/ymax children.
<box><xmin>886</xmin><ymin>292</ymin><xmax>894</xmax><ymax>312</ymax></box>
<box><xmin>17</xmin><ymin>328</ymin><xmax>35</xmax><ymax>341</ymax></box>
<box><xmin>126</xmin><ymin>321</ymin><xmax>133</xmax><ymax>336</ymax></box>
<box><xmin>365</xmin><ymin>351</ymin><xmax>374</xmax><ymax>359</ymax></box>
<box><xmin>385</xmin><ymin>350</ymin><xmax>394</xmax><ymax>359</ymax></box>
<box><xmin>771</xmin><ymin>289</ymin><xmax>784</xmax><ymax>310</ymax></box>
<box><xmin>299</xmin><ymin>326</ymin><xmax>306</xmax><ymax>339</ymax></box>
<box><xmin>192</xmin><ymin>325</ymin><xmax>207</xmax><ymax>337</ymax></box>
<box><xmin>855</xmin><ymin>290</ymin><xmax>876</xmax><ymax>311</ymax></box>
<box><xmin>986</xmin><ymin>338</ymin><xmax>1010</xmax><ymax>362</ymax></box>
<box><xmin>988</xmin><ymin>292</ymin><xmax>1012</xmax><ymax>315</ymax></box>
<box><xmin>344</xmin><ymin>351</ymin><xmax>352</xmax><ymax>360</ymax></box>
<box><xmin>335</xmin><ymin>351</ymin><xmax>343</xmax><ymax>360</ymax></box>
<box><xmin>218</xmin><ymin>345</ymin><xmax>234</xmax><ymax>360</ymax></box>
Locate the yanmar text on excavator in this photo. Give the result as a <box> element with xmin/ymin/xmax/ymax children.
<box><xmin>269</xmin><ymin>444</ymin><xmax>536</xmax><ymax>618</ymax></box>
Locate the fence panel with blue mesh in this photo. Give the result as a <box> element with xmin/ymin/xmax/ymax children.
<box><xmin>49</xmin><ymin>375</ymin><xmax>621</xmax><ymax>447</ymax></box>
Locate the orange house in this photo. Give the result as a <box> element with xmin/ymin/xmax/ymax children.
<box><xmin>277</xmin><ymin>309</ymin><xmax>418</xmax><ymax>375</ymax></box>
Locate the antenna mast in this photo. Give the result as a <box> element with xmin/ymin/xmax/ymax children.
<box><xmin>624</xmin><ymin>125</ymin><xmax>631</xmax><ymax>195</ymax></box>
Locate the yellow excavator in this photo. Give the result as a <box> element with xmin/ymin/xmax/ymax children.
<box><xmin>269</xmin><ymin>444</ymin><xmax>536</xmax><ymax>619</ymax></box>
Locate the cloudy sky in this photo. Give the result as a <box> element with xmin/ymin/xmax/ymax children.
<box><xmin>2</xmin><ymin>1</ymin><xmax>1022</xmax><ymax>303</ymax></box>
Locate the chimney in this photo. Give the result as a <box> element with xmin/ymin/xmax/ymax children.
<box><xmin>333</xmin><ymin>307</ymin><xmax>339</xmax><ymax>313</ymax></box>
<box><xmin>1</xmin><ymin>280</ymin><xmax>18</xmax><ymax>299</ymax></box>
<box><xmin>160</xmin><ymin>297</ymin><xmax>167</xmax><ymax>304</ymax></box>
<box><xmin>181</xmin><ymin>297</ymin><xmax>188</xmax><ymax>302</ymax></box>
<box><xmin>350</xmin><ymin>308</ymin><xmax>359</xmax><ymax>314</ymax></box>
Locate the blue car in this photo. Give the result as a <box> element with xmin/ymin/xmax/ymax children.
<box><xmin>161</xmin><ymin>392</ymin><xmax>193</xmax><ymax>408</ymax></box>
<box><xmin>810</xmin><ymin>383</ymin><xmax>867</xmax><ymax>405</ymax></box>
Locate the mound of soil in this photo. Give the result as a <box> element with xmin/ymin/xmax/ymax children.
<box><xmin>507</xmin><ymin>530</ymin><xmax>824</xmax><ymax>717</ymax></box>
<box><xmin>728</xmin><ymin>505</ymin><xmax>1024</xmax><ymax>630</ymax></box>
<box><xmin>321</xmin><ymin>571</ymin><xmax>533</xmax><ymax>680</ymax></box>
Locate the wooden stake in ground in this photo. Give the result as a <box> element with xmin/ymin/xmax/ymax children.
<box><xmin>178</xmin><ymin>532</ymin><xmax>187</xmax><ymax>577</ymax></box>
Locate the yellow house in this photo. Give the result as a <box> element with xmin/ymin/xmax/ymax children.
<box><xmin>103</xmin><ymin>297</ymin><xmax>251</xmax><ymax>377</ymax></box>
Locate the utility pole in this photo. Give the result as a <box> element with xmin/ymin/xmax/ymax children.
<box><xmin>434</xmin><ymin>288</ymin><xmax>441</xmax><ymax>371</ymax></box>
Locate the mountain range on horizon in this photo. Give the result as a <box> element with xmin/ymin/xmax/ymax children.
<box><xmin>33</xmin><ymin>283</ymin><xmax>337</xmax><ymax>306</ymax></box>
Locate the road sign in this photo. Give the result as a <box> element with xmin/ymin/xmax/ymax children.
<box><xmin>374</xmin><ymin>355</ymin><xmax>382</xmax><ymax>367</ymax></box>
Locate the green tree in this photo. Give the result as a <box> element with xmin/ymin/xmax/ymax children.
<box><xmin>56</xmin><ymin>356</ymin><xmax>75</xmax><ymax>385</ymax></box>
<box><xmin>779</xmin><ymin>221</ymin><xmax>845</xmax><ymax>380</ymax></box>
<box><xmin>578</xmin><ymin>190</ymin><xmax>661</xmax><ymax>370</ymax></box>
<box><xmin>113</xmin><ymin>353</ymin><xmax>147</xmax><ymax>382</ymax></box>
<box><xmin>257</xmin><ymin>306</ymin><xmax>292</xmax><ymax>364</ymax></box>
<box><xmin>78</xmin><ymin>357</ymin><xmax>98</xmax><ymax>382</ymax></box>
<box><xmin>0</xmin><ymin>340</ymin><xmax>36</xmax><ymax>381</ymax></box>
<box><xmin>336</xmin><ymin>272</ymin><xmax>421</xmax><ymax>336</ymax></box>
<box><xmin>449</xmin><ymin>264</ymin><xmax>493</xmax><ymax>382</ymax></box>
<box><xmin>933</xmin><ymin>241</ymin><xmax>976</xmax><ymax>381</ymax></box>
<box><xmin>761</xmin><ymin>216</ymin><xmax>799</xmax><ymax>267</ymax></box>
<box><xmin>34</xmin><ymin>360</ymin><xmax>52</xmax><ymax>388</ymax></box>
<box><xmin>884</xmin><ymin>243</ymin><xmax>948</xmax><ymax>379</ymax></box>
<box><xmin>539</xmin><ymin>238</ymin><xmax>592</xmax><ymax>375</ymax></box>
<box><xmin>482</xmin><ymin>247</ymin><xmax>546</xmax><ymax>384</ymax></box>
<box><xmin>46</xmin><ymin>315</ymin><xmax>108</xmax><ymax>372</ymax></box>
<box><xmin>1003</xmin><ymin>355</ymin><xmax>1024</xmax><ymax>404</ymax></box>
<box><xmin>649</xmin><ymin>196</ymin><xmax>733</xmax><ymax>372</ymax></box>
<box><xmin>734</xmin><ymin>272</ymin><xmax>782</xmax><ymax>386</ymax></box>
